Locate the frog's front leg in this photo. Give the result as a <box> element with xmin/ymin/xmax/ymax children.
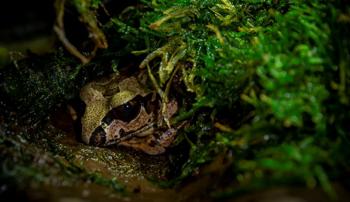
<box><xmin>156</xmin><ymin>128</ymin><xmax>177</xmax><ymax>148</ymax></box>
<box><xmin>156</xmin><ymin>121</ymin><xmax>187</xmax><ymax>148</ymax></box>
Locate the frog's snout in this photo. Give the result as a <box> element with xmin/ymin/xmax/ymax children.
<box><xmin>89</xmin><ymin>126</ymin><xmax>107</xmax><ymax>146</ymax></box>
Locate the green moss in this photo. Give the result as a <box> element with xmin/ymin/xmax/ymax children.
<box><xmin>113</xmin><ymin>0</ymin><xmax>349</xmax><ymax>198</ymax></box>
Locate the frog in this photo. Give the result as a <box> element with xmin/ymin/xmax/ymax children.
<box><xmin>80</xmin><ymin>72</ymin><xmax>179</xmax><ymax>155</ymax></box>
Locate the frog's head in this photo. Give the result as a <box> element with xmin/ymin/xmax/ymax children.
<box><xmin>80</xmin><ymin>75</ymin><xmax>156</xmax><ymax>146</ymax></box>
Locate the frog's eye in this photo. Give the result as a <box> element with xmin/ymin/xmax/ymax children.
<box><xmin>109</xmin><ymin>99</ymin><xmax>141</xmax><ymax>122</ymax></box>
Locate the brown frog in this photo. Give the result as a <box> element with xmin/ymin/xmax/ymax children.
<box><xmin>80</xmin><ymin>73</ymin><xmax>179</xmax><ymax>155</ymax></box>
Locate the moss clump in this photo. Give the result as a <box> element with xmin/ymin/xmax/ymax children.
<box><xmin>110</xmin><ymin>0</ymin><xmax>350</xmax><ymax>198</ymax></box>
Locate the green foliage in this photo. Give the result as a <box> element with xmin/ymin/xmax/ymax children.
<box><xmin>251</xmin><ymin>2</ymin><xmax>330</xmax><ymax>130</ymax></box>
<box><xmin>235</xmin><ymin>138</ymin><xmax>335</xmax><ymax>197</ymax></box>
<box><xmin>111</xmin><ymin>0</ymin><xmax>350</xmax><ymax>198</ymax></box>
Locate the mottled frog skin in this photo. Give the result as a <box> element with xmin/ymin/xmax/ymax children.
<box><xmin>80</xmin><ymin>73</ymin><xmax>178</xmax><ymax>155</ymax></box>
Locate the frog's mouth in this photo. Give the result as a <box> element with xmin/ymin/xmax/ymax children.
<box><xmin>89</xmin><ymin>121</ymin><xmax>155</xmax><ymax>147</ymax></box>
<box><xmin>105</xmin><ymin>123</ymin><xmax>155</xmax><ymax>146</ymax></box>
<box><xmin>89</xmin><ymin>99</ymin><xmax>156</xmax><ymax>147</ymax></box>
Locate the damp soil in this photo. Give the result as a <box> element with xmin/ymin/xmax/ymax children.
<box><xmin>1</xmin><ymin>107</ymin><xmax>350</xmax><ymax>202</ymax></box>
<box><xmin>0</xmin><ymin>105</ymin><xmax>211</xmax><ymax>202</ymax></box>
